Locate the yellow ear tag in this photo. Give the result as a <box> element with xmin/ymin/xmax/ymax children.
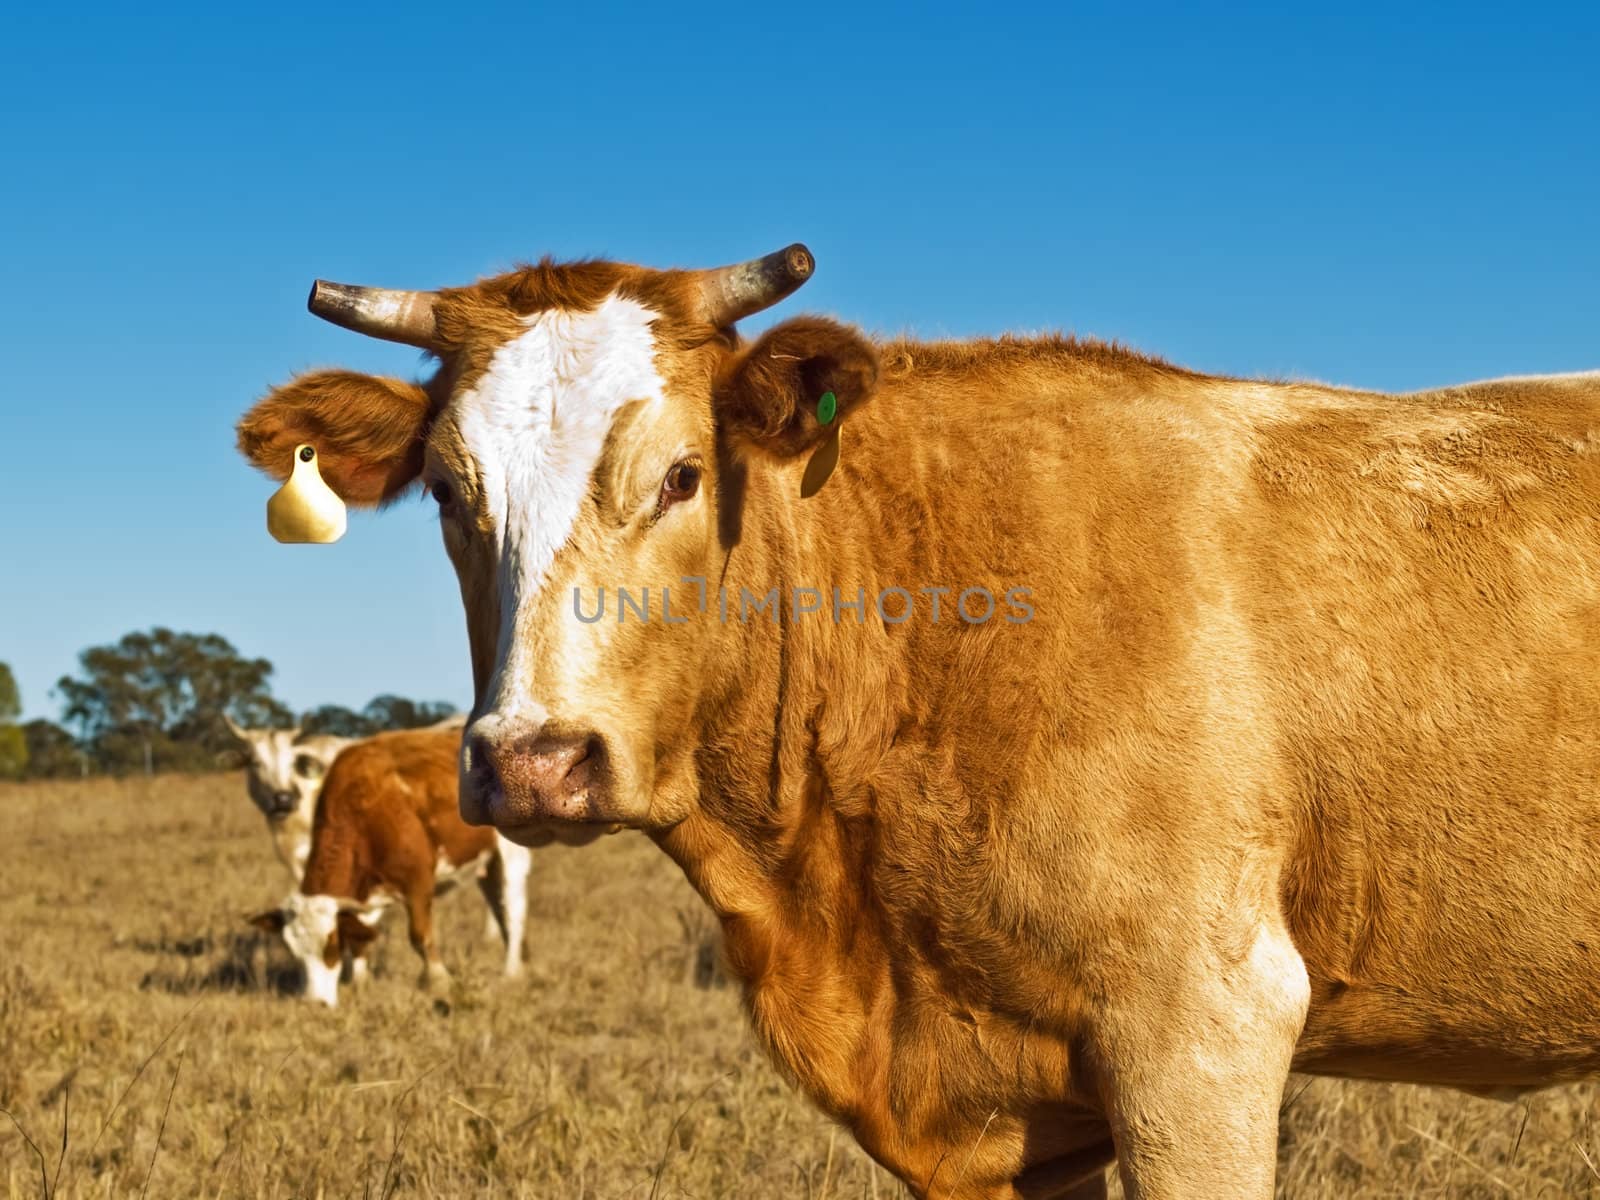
<box><xmin>800</xmin><ymin>425</ymin><xmax>842</xmax><ymax>499</ymax></box>
<box><xmin>267</xmin><ymin>444</ymin><xmax>347</xmax><ymax>544</ymax></box>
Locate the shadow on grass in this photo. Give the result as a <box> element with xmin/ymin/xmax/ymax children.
<box><xmin>138</xmin><ymin>930</ymin><xmax>303</xmax><ymax>997</ymax></box>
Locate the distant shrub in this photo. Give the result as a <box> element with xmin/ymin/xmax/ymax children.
<box><xmin>0</xmin><ymin>723</ymin><xmax>25</xmax><ymax>780</ymax></box>
<box><xmin>19</xmin><ymin>719</ymin><xmax>81</xmax><ymax>779</ymax></box>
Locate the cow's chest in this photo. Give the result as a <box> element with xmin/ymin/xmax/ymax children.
<box><xmin>734</xmin><ymin>914</ymin><xmax>1102</xmax><ymax>1198</ymax></box>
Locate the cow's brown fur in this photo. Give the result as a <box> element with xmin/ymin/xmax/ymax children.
<box><xmin>236</xmin><ymin>255</ymin><xmax>1600</xmax><ymax>1198</ymax></box>
<box><xmin>298</xmin><ymin>725</ymin><xmax>497</xmax><ymax>983</ymax></box>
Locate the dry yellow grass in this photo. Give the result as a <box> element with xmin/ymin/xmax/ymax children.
<box><xmin>2</xmin><ymin>774</ymin><xmax>1599</xmax><ymax>1198</ymax></box>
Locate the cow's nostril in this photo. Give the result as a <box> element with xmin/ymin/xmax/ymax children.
<box><xmin>468</xmin><ymin>736</ymin><xmax>501</xmax><ymax>793</ymax></box>
<box><xmin>565</xmin><ymin>735</ymin><xmax>605</xmax><ymax>791</ymax></box>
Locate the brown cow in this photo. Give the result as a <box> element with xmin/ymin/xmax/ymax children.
<box><xmin>237</xmin><ymin>245</ymin><xmax>1600</xmax><ymax>1197</ymax></box>
<box><xmin>250</xmin><ymin>721</ymin><xmax>531</xmax><ymax>1006</ymax></box>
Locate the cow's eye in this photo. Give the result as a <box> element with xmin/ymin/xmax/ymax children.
<box><xmin>294</xmin><ymin>756</ymin><xmax>325</xmax><ymax>780</ymax></box>
<box><xmin>661</xmin><ymin>461</ymin><xmax>701</xmax><ymax>508</ymax></box>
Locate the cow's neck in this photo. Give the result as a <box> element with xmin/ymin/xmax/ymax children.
<box><xmin>269</xmin><ymin>814</ymin><xmax>312</xmax><ymax>880</ymax></box>
<box><xmin>655</xmin><ymin>444</ymin><xmax>976</xmax><ymax>1179</ymax></box>
<box><xmin>648</xmin><ymin>383</ymin><xmax>1124</xmax><ymax>1190</ymax></box>
<box><xmin>299</xmin><ymin>811</ymin><xmax>371</xmax><ymax>900</ymax></box>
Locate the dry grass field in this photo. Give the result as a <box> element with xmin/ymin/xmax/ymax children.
<box><xmin>3</xmin><ymin>774</ymin><xmax>1600</xmax><ymax>1198</ymax></box>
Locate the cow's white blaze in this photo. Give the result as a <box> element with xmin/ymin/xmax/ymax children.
<box><xmin>453</xmin><ymin>294</ymin><xmax>666</xmax><ymax>717</ymax></box>
<box><xmin>280</xmin><ymin>893</ymin><xmax>342</xmax><ymax>1006</ymax></box>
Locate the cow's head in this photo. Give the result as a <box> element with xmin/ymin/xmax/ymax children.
<box><xmin>225</xmin><ymin>716</ymin><xmax>344</xmax><ymax>823</ymax></box>
<box><xmin>237</xmin><ymin>247</ymin><xmax>876</xmax><ymax>845</ymax></box>
<box><xmin>250</xmin><ymin>892</ymin><xmax>385</xmax><ymax>1007</ymax></box>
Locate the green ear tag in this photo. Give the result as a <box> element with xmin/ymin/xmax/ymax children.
<box><xmin>816</xmin><ymin>391</ymin><xmax>837</xmax><ymax>426</ymax></box>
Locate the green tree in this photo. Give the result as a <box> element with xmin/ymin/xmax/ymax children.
<box><xmin>20</xmin><ymin>720</ymin><xmax>81</xmax><ymax>778</ymax></box>
<box><xmin>362</xmin><ymin>694</ymin><xmax>458</xmax><ymax>731</ymax></box>
<box><xmin>301</xmin><ymin>704</ymin><xmax>377</xmax><ymax>739</ymax></box>
<box><xmin>300</xmin><ymin>696</ymin><xmax>458</xmax><ymax>739</ymax></box>
<box><xmin>0</xmin><ymin>662</ymin><xmax>19</xmax><ymax>720</ymax></box>
<box><xmin>57</xmin><ymin>629</ymin><xmax>291</xmax><ymax>774</ymax></box>
<box><xmin>0</xmin><ymin>663</ymin><xmax>25</xmax><ymax>779</ymax></box>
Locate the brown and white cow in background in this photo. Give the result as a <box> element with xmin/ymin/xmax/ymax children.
<box><xmin>239</xmin><ymin>245</ymin><xmax>1600</xmax><ymax>1197</ymax></box>
<box><xmin>223</xmin><ymin>716</ymin><xmax>351</xmax><ymax>879</ymax></box>
<box><xmin>250</xmin><ymin>720</ymin><xmax>535</xmax><ymax>1006</ymax></box>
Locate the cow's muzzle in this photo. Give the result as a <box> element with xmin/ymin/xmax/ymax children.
<box><xmin>461</xmin><ymin>719</ymin><xmax>618</xmax><ymax>837</ymax></box>
<box><xmin>265</xmin><ymin>790</ymin><xmax>297</xmax><ymax>818</ymax></box>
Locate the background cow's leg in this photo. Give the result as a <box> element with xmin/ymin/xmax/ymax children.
<box><xmin>248</xmin><ymin>932</ymin><xmax>270</xmax><ymax>989</ymax></box>
<box><xmin>347</xmin><ymin>953</ymin><xmax>370</xmax><ymax>986</ymax></box>
<box><xmin>477</xmin><ymin>849</ymin><xmax>510</xmax><ymax>945</ymax></box>
<box><xmin>493</xmin><ymin>836</ymin><xmax>531</xmax><ymax>977</ymax></box>
<box><xmin>1099</xmin><ymin>921</ymin><xmax>1308</xmax><ymax>1199</ymax></box>
<box><xmin>404</xmin><ymin>887</ymin><xmax>450</xmax><ymax>989</ymax></box>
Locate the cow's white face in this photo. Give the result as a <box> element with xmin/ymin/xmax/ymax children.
<box><xmin>236</xmin><ymin>254</ymin><xmax>878</xmax><ymax>843</ymax></box>
<box><xmin>283</xmin><ymin>893</ymin><xmax>342</xmax><ymax>1006</ymax></box>
<box><xmin>229</xmin><ymin>722</ymin><xmax>337</xmax><ymax>823</ymax></box>
<box><xmin>255</xmin><ymin>892</ymin><xmax>387</xmax><ymax>1007</ymax></box>
<box><xmin>424</xmin><ymin>294</ymin><xmax>722</xmax><ymax>840</ymax></box>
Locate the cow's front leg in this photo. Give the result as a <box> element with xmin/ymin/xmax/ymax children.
<box><xmin>404</xmin><ymin>889</ymin><xmax>450</xmax><ymax>989</ymax></box>
<box><xmin>1097</xmin><ymin>921</ymin><xmax>1308</xmax><ymax>1199</ymax></box>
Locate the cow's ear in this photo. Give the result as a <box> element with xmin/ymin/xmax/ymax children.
<box><xmin>247</xmin><ymin>909</ymin><xmax>287</xmax><ymax>934</ymax></box>
<box><xmin>237</xmin><ymin>371</ymin><xmax>431</xmax><ymax>507</ymax></box>
<box><xmin>714</xmin><ymin>318</ymin><xmax>878</xmax><ymax>460</ymax></box>
<box><xmin>336</xmin><ymin>913</ymin><xmax>380</xmax><ymax>948</ymax></box>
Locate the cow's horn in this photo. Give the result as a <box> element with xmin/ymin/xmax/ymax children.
<box><xmin>307</xmin><ymin>281</ymin><xmax>440</xmax><ymax>349</ymax></box>
<box><xmin>694</xmin><ymin>243</ymin><xmax>815</xmax><ymax>327</ymax></box>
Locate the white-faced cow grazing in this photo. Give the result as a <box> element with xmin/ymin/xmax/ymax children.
<box><xmin>237</xmin><ymin>245</ymin><xmax>1600</xmax><ymax>1197</ymax></box>
<box><xmin>224</xmin><ymin>717</ymin><xmax>351</xmax><ymax>880</ymax></box>
<box><xmin>250</xmin><ymin>721</ymin><xmax>534</xmax><ymax>1007</ymax></box>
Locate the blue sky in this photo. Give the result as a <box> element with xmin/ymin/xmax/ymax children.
<box><xmin>2</xmin><ymin>3</ymin><xmax>1596</xmax><ymax>723</ymax></box>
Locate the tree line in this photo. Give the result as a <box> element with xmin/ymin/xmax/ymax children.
<box><xmin>0</xmin><ymin>628</ymin><xmax>457</xmax><ymax>780</ymax></box>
